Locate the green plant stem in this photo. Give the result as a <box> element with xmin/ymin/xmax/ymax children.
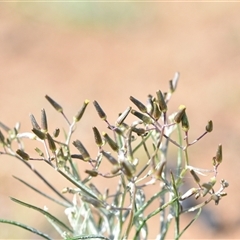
<box><xmin>124</xmin><ymin>183</ymin><xmax>136</xmax><ymax>239</ymax></box>
<box><xmin>176</xmin><ymin>124</ymin><xmax>183</xmax><ymax>177</ymax></box>
<box><xmin>133</xmin><ymin>197</ymin><xmax>178</xmax><ymax>240</ymax></box>
<box><xmin>118</xmin><ymin>177</ymin><xmax>127</xmax><ymax>239</ymax></box>
<box><xmin>177</xmin><ymin>208</ymin><xmax>202</xmax><ymax>239</ymax></box>
<box><xmin>170</xmin><ymin>172</ymin><xmax>180</xmax><ymax>240</ymax></box>
<box><xmin>183</xmin><ymin>147</ymin><xmax>189</xmax><ymax>167</ymax></box>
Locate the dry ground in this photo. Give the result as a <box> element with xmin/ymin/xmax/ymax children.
<box><xmin>0</xmin><ymin>3</ymin><xmax>240</xmax><ymax>239</ymax></box>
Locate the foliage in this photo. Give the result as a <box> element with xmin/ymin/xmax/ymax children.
<box><xmin>0</xmin><ymin>73</ymin><xmax>228</xmax><ymax>240</ymax></box>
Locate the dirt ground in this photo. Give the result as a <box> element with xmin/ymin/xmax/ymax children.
<box><xmin>0</xmin><ymin>3</ymin><xmax>240</xmax><ymax>239</ymax></box>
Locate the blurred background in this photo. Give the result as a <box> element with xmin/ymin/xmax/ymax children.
<box><xmin>0</xmin><ymin>2</ymin><xmax>240</xmax><ymax>239</ymax></box>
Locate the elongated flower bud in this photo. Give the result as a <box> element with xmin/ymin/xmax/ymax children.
<box><xmin>92</xmin><ymin>127</ymin><xmax>103</xmax><ymax>146</ymax></box>
<box><xmin>102</xmin><ymin>132</ymin><xmax>118</xmax><ymax>151</ymax></box>
<box><xmin>85</xmin><ymin>169</ymin><xmax>98</xmax><ymax>177</ymax></box>
<box><xmin>169</xmin><ymin>79</ymin><xmax>174</xmax><ymax>93</ymax></box>
<box><xmin>172</xmin><ymin>72</ymin><xmax>180</xmax><ymax>92</ymax></box>
<box><xmin>152</xmin><ymin>101</ymin><xmax>161</xmax><ymax>120</ymax></box>
<box><xmin>190</xmin><ymin>169</ymin><xmax>200</xmax><ymax>184</ymax></box>
<box><xmin>206</xmin><ymin>120</ymin><xmax>213</xmax><ymax>132</ymax></box>
<box><xmin>174</xmin><ymin>105</ymin><xmax>186</xmax><ymax>123</ymax></box>
<box><xmin>132</xmin><ymin>127</ymin><xmax>146</xmax><ymax>136</ymax></box>
<box><xmin>74</xmin><ymin>99</ymin><xmax>90</xmax><ymax>122</ymax></box>
<box><xmin>116</xmin><ymin>107</ymin><xmax>131</xmax><ymax>126</ymax></box>
<box><xmin>146</xmin><ymin>95</ymin><xmax>154</xmax><ymax>115</ymax></box>
<box><xmin>0</xmin><ymin>122</ymin><xmax>11</xmax><ymax>132</ymax></box>
<box><xmin>41</xmin><ymin>109</ymin><xmax>48</xmax><ymax>132</ymax></box>
<box><xmin>215</xmin><ymin>144</ymin><xmax>222</xmax><ymax>164</ymax></box>
<box><xmin>0</xmin><ymin>130</ymin><xmax>5</xmax><ymax>144</ymax></box>
<box><xmin>130</xmin><ymin>96</ymin><xmax>147</xmax><ymax>113</ymax></box>
<box><xmin>32</xmin><ymin>128</ymin><xmax>46</xmax><ymax>140</ymax></box>
<box><xmin>46</xmin><ymin>133</ymin><xmax>56</xmax><ymax>152</ymax></box>
<box><xmin>35</xmin><ymin>147</ymin><xmax>44</xmax><ymax>157</ymax></box>
<box><xmin>93</xmin><ymin>100</ymin><xmax>107</xmax><ymax>120</ymax></box>
<box><xmin>156</xmin><ymin>90</ymin><xmax>167</xmax><ymax>112</ymax></box>
<box><xmin>102</xmin><ymin>150</ymin><xmax>118</xmax><ymax>165</ymax></box>
<box><xmin>71</xmin><ymin>154</ymin><xmax>84</xmax><ymax>160</ymax></box>
<box><xmin>29</xmin><ymin>114</ymin><xmax>41</xmax><ymax>130</ymax></box>
<box><xmin>131</xmin><ymin>110</ymin><xmax>152</xmax><ymax>124</ymax></box>
<box><xmin>45</xmin><ymin>95</ymin><xmax>63</xmax><ymax>113</ymax></box>
<box><xmin>53</xmin><ymin>128</ymin><xmax>60</xmax><ymax>138</ymax></box>
<box><xmin>16</xmin><ymin>149</ymin><xmax>30</xmax><ymax>160</ymax></box>
<box><xmin>73</xmin><ymin>140</ymin><xmax>90</xmax><ymax>161</ymax></box>
<box><xmin>121</xmin><ymin>160</ymin><xmax>134</xmax><ymax>179</ymax></box>
<box><xmin>181</xmin><ymin>112</ymin><xmax>190</xmax><ymax>132</ymax></box>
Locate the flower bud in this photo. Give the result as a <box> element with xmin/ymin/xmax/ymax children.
<box><xmin>0</xmin><ymin>122</ymin><xmax>11</xmax><ymax>132</ymax></box>
<box><xmin>45</xmin><ymin>95</ymin><xmax>63</xmax><ymax>113</ymax></box>
<box><xmin>35</xmin><ymin>147</ymin><xmax>44</xmax><ymax>157</ymax></box>
<box><xmin>16</xmin><ymin>149</ymin><xmax>30</xmax><ymax>160</ymax></box>
<box><xmin>73</xmin><ymin>99</ymin><xmax>89</xmax><ymax>122</ymax></box>
<box><xmin>85</xmin><ymin>169</ymin><xmax>98</xmax><ymax>177</ymax></box>
<box><xmin>41</xmin><ymin>109</ymin><xmax>48</xmax><ymax>132</ymax></box>
<box><xmin>102</xmin><ymin>150</ymin><xmax>118</xmax><ymax>165</ymax></box>
<box><xmin>156</xmin><ymin>90</ymin><xmax>167</xmax><ymax>112</ymax></box>
<box><xmin>215</xmin><ymin>144</ymin><xmax>222</xmax><ymax>164</ymax></box>
<box><xmin>190</xmin><ymin>169</ymin><xmax>200</xmax><ymax>184</ymax></box>
<box><xmin>205</xmin><ymin>120</ymin><xmax>213</xmax><ymax>132</ymax></box>
<box><xmin>29</xmin><ymin>114</ymin><xmax>41</xmax><ymax>130</ymax></box>
<box><xmin>116</xmin><ymin>107</ymin><xmax>131</xmax><ymax>126</ymax></box>
<box><xmin>146</xmin><ymin>95</ymin><xmax>154</xmax><ymax>115</ymax></box>
<box><xmin>121</xmin><ymin>160</ymin><xmax>134</xmax><ymax>179</ymax></box>
<box><xmin>152</xmin><ymin>101</ymin><xmax>161</xmax><ymax>120</ymax></box>
<box><xmin>169</xmin><ymin>79</ymin><xmax>174</xmax><ymax>93</ymax></box>
<box><xmin>71</xmin><ymin>154</ymin><xmax>84</xmax><ymax>160</ymax></box>
<box><xmin>220</xmin><ymin>179</ymin><xmax>229</xmax><ymax>188</ymax></box>
<box><xmin>46</xmin><ymin>133</ymin><xmax>56</xmax><ymax>152</ymax></box>
<box><xmin>102</xmin><ymin>132</ymin><xmax>118</xmax><ymax>151</ymax></box>
<box><xmin>53</xmin><ymin>128</ymin><xmax>60</xmax><ymax>138</ymax></box>
<box><xmin>73</xmin><ymin>140</ymin><xmax>90</xmax><ymax>161</ymax></box>
<box><xmin>93</xmin><ymin>100</ymin><xmax>107</xmax><ymax>120</ymax></box>
<box><xmin>132</xmin><ymin>127</ymin><xmax>146</xmax><ymax>136</ymax></box>
<box><xmin>0</xmin><ymin>130</ymin><xmax>5</xmax><ymax>144</ymax></box>
<box><xmin>130</xmin><ymin>96</ymin><xmax>147</xmax><ymax>113</ymax></box>
<box><xmin>32</xmin><ymin>128</ymin><xmax>46</xmax><ymax>140</ymax></box>
<box><xmin>172</xmin><ymin>72</ymin><xmax>180</xmax><ymax>91</ymax></box>
<box><xmin>181</xmin><ymin>112</ymin><xmax>190</xmax><ymax>132</ymax></box>
<box><xmin>131</xmin><ymin>110</ymin><xmax>152</xmax><ymax>124</ymax></box>
<box><xmin>92</xmin><ymin>127</ymin><xmax>103</xmax><ymax>146</ymax></box>
<box><xmin>174</xmin><ymin>105</ymin><xmax>186</xmax><ymax>123</ymax></box>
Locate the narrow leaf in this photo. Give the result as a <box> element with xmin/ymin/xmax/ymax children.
<box><xmin>13</xmin><ymin>176</ymin><xmax>70</xmax><ymax>208</ymax></box>
<box><xmin>0</xmin><ymin>219</ymin><xmax>52</xmax><ymax>240</ymax></box>
<box><xmin>10</xmin><ymin>197</ymin><xmax>73</xmax><ymax>233</ymax></box>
